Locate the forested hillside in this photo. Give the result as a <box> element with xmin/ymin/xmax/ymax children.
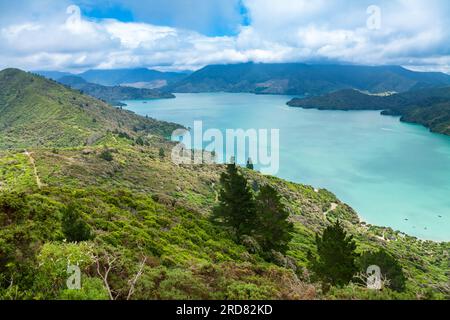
<box><xmin>0</xmin><ymin>69</ymin><xmax>179</xmax><ymax>149</ymax></box>
<box><xmin>0</xmin><ymin>69</ymin><xmax>448</xmax><ymax>300</ymax></box>
<box><xmin>168</xmin><ymin>63</ymin><xmax>450</xmax><ymax>95</ymax></box>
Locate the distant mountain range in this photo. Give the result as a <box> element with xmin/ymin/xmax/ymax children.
<box><xmin>35</xmin><ymin>68</ymin><xmax>189</xmax><ymax>89</ymax></box>
<box><xmin>167</xmin><ymin>63</ymin><xmax>450</xmax><ymax>95</ymax></box>
<box><xmin>79</xmin><ymin>68</ymin><xmax>189</xmax><ymax>87</ymax></box>
<box><xmin>32</xmin><ymin>63</ymin><xmax>450</xmax><ymax>136</ymax></box>
<box><xmin>36</xmin><ymin>63</ymin><xmax>450</xmax><ymax>97</ymax></box>
<box><xmin>57</xmin><ymin>75</ymin><xmax>174</xmax><ymax>106</ymax></box>
<box><xmin>287</xmin><ymin>87</ymin><xmax>450</xmax><ymax>136</ymax></box>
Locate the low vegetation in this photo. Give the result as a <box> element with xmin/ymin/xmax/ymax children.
<box><xmin>0</xmin><ymin>69</ymin><xmax>448</xmax><ymax>300</ymax></box>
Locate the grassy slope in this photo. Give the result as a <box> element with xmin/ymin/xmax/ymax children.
<box><xmin>0</xmin><ymin>69</ymin><xmax>180</xmax><ymax>149</ymax></box>
<box><xmin>0</xmin><ymin>70</ymin><xmax>448</xmax><ymax>300</ymax></box>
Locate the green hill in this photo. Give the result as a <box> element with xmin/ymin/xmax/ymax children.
<box><xmin>0</xmin><ymin>69</ymin><xmax>180</xmax><ymax>149</ymax></box>
<box><xmin>287</xmin><ymin>87</ymin><xmax>450</xmax><ymax>135</ymax></box>
<box><xmin>0</xmin><ymin>69</ymin><xmax>448</xmax><ymax>300</ymax></box>
<box><xmin>168</xmin><ymin>63</ymin><xmax>450</xmax><ymax>95</ymax></box>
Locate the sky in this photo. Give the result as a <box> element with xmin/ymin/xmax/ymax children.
<box><xmin>0</xmin><ymin>0</ymin><xmax>449</xmax><ymax>73</ymax></box>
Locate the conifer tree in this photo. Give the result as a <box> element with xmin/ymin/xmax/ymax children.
<box><xmin>159</xmin><ymin>147</ymin><xmax>165</xmax><ymax>158</ymax></box>
<box><xmin>246</xmin><ymin>158</ymin><xmax>254</xmax><ymax>170</ymax></box>
<box><xmin>309</xmin><ymin>221</ymin><xmax>359</xmax><ymax>287</ymax></box>
<box><xmin>254</xmin><ymin>185</ymin><xmax>293</xmax><ymax>254</ymax></box>
<box><xmin>214</xmin><ymin>163</ymin><xmax>256</xmax><ymax>239</ymax></box>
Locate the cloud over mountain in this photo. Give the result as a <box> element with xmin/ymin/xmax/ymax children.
<box><xmin>0</xmin><ymin>0</ymin><xmax>449</xmax><ymax>72</ymax></box>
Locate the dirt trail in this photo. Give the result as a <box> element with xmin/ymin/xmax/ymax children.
<box><xmin>324</xmin><ymin>202</ymin><xmax>338</xmax><ymax>217</ymax></box>
<box><xmin>24</xmin><ymin>150</ymin><xmax>42</xmax><ymax>189</ymax></box>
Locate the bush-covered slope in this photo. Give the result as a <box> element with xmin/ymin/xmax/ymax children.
<box><xmin>0</xmin><ymin>69</ymin><xmax>448</xmax><ymax>300</ymax></box>
<box><xmin>0</xmin><ymin>69</ymin><xmax>180</xmax><ymax>149</ymax></box>
<box><xmin>0</xmin><ymin>139</ymin><xmax>448</xmax><ymax>300</ymax></box>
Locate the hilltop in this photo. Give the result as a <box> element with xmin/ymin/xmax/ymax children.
<box><xmin>0</xmin><ymin>69</ymin><xmax>180</xmax><ymax>149</ymax></box>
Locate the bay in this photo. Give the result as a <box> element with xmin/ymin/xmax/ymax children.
<box><xmin>124</xmin><ymin>93</ymin><xmax>450</xmax><ymax>241</ymax></box>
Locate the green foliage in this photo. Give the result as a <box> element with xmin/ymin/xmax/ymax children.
<box><xmin>0</xmin><ymin>68</ymin><xmax>448</xmax><ymax>301</ymax></box>
<box><xmin>157</xmin><ymin>269</ymin><xmax>210</xmax><ymax>300</ymax></box>
<box><xmin>135</xmin><ymin>136</ymin><xmax>144</xmax><ymax>146</ymax></box>
<box><xmin>309</xmin><ymin>221</ymin><xmax>359</xmax><ymax>287</ymax></box>
<box><xmin>358</xmin><ymin>249</ymin><xmax>406</xmax><ymax>292</ymax></box>
<box><xmin>254</xmin><ymin>185</ymin><xmax>294</xmax><ymax>255</ymax></box>
<box><xmin>58</xmin><ymin>277</ymin><xmax>109</xmax><ymax>300</ymax></box>
<box><xmin>327</xmin><ymin>283</ymin><xmax>414</xmax><ymax>300</ymax></box>
<box><xmin>61</xmin><ymin>203</ymin><xmax>93</xmax><ymax>242</ymax></box>
<box><xmin>246</xmin><ymin>158</ymin><xmax>254</xmax><ymax>170</ymax></box>
<box><xmin>172</xmin><ymin>63</ymin><xmax>450</xmax><ymax>96</ymax></box>
<box><xmin>214</xmin><ymin>163</ymin><xmax>257</xmax><ymax>239</ymax></box>
<box><xmin>225</xmin><ymin>281</ymin><xmax>275</xmax><ymax>300</ymax></box>
<box><xmin>0</xmin><ymin>192</ymin><xmax>62</xmax><ymax>296</ymax></box>
<box><xmin>34</xmin><ymin>242</ymin><xmax>96</xmax><ymax>299</ymax></box>
<box><xmin>99</xmin><ymin>149</ymin><xmax>113</xmax><ymax>162</ymax></box>
<box><xmin>159</xmin><ymin>147</ymin><xmax>165</xmax><ymax>158</ymax></box>
<box><xmin>0</xmin><ymin>68</ymin><xmax>181</xmax><ymax>149</ymax></box>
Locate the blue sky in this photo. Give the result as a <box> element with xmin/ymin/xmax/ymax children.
<box><xmin>74</xmin><ymin>0</ymin><xmax>249</xmax><ymax>36</ymax></box>
<box><xmin>0</xmin><ymin>0</ymin><xmax>449</xmax><ymax>73</ymax></box>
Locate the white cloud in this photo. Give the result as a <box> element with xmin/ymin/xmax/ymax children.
<box><xmin>0</xmin><ymin>0</ymin><xmax>449</xmax><ymax>73</ymax></box>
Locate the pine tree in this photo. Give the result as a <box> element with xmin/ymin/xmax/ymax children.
<box><xmin>246</xmin><ymin>158</ymin><xmax>254</xmax><ymax>170</ymax></box>
<box><xmin>214</xmin><ymin>163</ymin><xmax>256</xmax><ymax>239</ymax></box>
<box><xmin>135</xmin><ymin>136</ymin><xmax>144</xmax><ymax>146</ymax></box>
<box><xmin>254</xmin><ymin>185</ymin><xmax>293</xmax><ymax>254</ymax></box>
<box><xmin>309</xmin><ymin>221</ymin><xmax>359</xmax><ymax>287</ymax></box>
<box><xmin>159</xmin><ymin>147</ymin><xmax>165</xmax><ymax>158</ymax></box>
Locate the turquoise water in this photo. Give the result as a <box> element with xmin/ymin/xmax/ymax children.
<box><xmin>124</xmin><ymin>93</ymin><xmax>450</xmax><ymax>241</ymax></box>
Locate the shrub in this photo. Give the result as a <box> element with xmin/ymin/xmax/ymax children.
<box><xmin>159</xmin><ymin>147</ymin><xmax>165</xmax><ymax>158</ymax></box>
<box><xmin>62</xmin><ymin>204</ymin><xmax>93</xmax><ymax>242</ymax></box>
<box><xmin>357</xmin><ymin>249</ymin><xmax>406</xmax><ymax>292</ymax></box>
<box><xmin>34</xmin><ymin>242</ymin><xmax>95</xmax><ymax>299</ymax></box>
<box><xmin>225</xmin><ymin>281</ymin><xmax>274</xmax><ymax>300</ymax></box>
<box><xmin>99</xmin><ymin>150</ymin><xmax>113</xmax><ymax>161</ymax></box>
<box><xmin>58</xmin><ymin>277</ymin><xmax>109</xmax><ymax>300</ymax></box>
<box><xmin>135</xmin><ymin>136</ymin><xmax>144</xmax><ymax>146</ymax></box>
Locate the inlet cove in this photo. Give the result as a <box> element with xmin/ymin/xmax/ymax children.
<box><xmin>124</xmin><ymin>93</ymin><xmax>450</xmax><ymax>241</ymax></box>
